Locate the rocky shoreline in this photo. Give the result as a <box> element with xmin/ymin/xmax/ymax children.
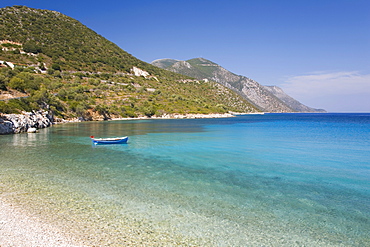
<box><xmin>0</xmin><ymin>111</ymin><xmax>239</xmax><ymax>135</ymax></box>
<box><xmin>0</xmin><ymin>111</ymin><xmax>54</xmax><ymax>135</ymax></box>
<box><xmin>110</xmin><ymin>112</ymin><xmax>236</xmax><ymax>121</ymax></box>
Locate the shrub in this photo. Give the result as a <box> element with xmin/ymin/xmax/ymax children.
<box><xmin>8</xmin><ymin>77</ymin><xmax>25</xmax><ymax>92</ymax></box>
<box><xmin>0</xmin><ymin>101</ymin><xmax>17</xmax><ymax>113</ymax></box>
<box><xmin>51</xmin><ymin>63</ymin><xmax>61</xmax><ymax>71</ymax></box>
<box><xmin>0</xmin><ymin>74</ymin><xmax>7</xmax><ymax>90</ymax></box>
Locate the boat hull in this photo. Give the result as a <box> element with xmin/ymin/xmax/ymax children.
<box><xmin>91</xmin><ymin>136</ymin><xmax>128</xmax><ymax>145</ymax></box>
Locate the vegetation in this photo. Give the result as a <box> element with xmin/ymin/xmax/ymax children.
<box><xmin>0</xmin><ymin>5</ymin><xmax>257</xmax><ymax>119</ymax></box>
<box><xmin>0</xmin><ymin>66</ymin><xmax>255</xmax><ymax>119</ymax></box>
<box><xmin>0</xmin><ymin>5</ymin><xmax>178</xmax><ymax>75</ymax></box>
<box><xmin>186</xmin><ymin>58</ymin><xmax>245</xmax><ymax>91</ymax></box>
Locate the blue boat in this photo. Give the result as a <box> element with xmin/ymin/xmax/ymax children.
<box><xmin>91</xmin><ymin>136</ymin><xmax>128</xmax><ymax>145</ymax></box>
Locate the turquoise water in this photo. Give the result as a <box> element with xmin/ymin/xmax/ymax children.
<box><xmin>1</xmin><ymin>113</ymin><xmax>369</xmax><ymax>246</ymax></box>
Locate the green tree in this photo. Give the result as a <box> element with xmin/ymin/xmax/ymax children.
<box><xmin>23</xmin><ymin>41</ymin><xmax>42</xmax><ymax>54</ymax></box>
<box><xmin>94</xmin><ymin>104</ymin><xmax>110</xmax><ymax>120</ymax></box>
<box><xmin>8</xmin><ymin>77</ymin><xmax>25</xmax><ymax>92</ymax></box>
<box><xmin>0</xmin><ymin>74</ymin><xmax>8</xmax><ymax>90</ymax></box>
<box><xmin>0</xmin><ymin>101</ymin><xmax>19</xmax><ymax>113</ymax></box>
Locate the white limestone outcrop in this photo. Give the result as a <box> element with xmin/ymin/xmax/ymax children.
<box><xmin>131</xmin><ymin>67</ymin><xmax>150</xmax><ymax>78</ymax></box>
<box><xmin>0</xmin><ymin>110</ymin><xmax>53</xmax><ymax>134</ymax></box>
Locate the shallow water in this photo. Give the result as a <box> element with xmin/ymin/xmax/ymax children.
<box><xmin>1</xmin><ymin>113</ymin><xmax>369</xmax><ymax>246</ymax></box>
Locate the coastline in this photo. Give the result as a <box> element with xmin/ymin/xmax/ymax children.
<box><xmin>5</xmin><ymin>110</ymin><xmax>323</xmax><ymax>134</ymax></box>
<box><xmin>110</xmin><ymin>112</ymin><xmax>236</xmax><ymax>121</ymax></box>
<box><xmin>1</xmin><ymin>111</ymin><xmax>244</xmax><ymax>135</ymax></box>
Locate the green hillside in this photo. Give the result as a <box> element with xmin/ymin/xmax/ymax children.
<box><xmin>0</xmin><ymin>6</ymin><xmax>258</xmax><ymax>119</ymax></box>
<box><xmin>0</xmin><ymin>5</ymin><xmax>153</xmax><ymax>74</ymax></box>
<box><xmin>186</xmin><ymin>58</ymin><xmax>245</xmax><ymax>91</ymax></box>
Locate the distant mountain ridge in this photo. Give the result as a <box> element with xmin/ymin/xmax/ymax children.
<box><xmin>263</xmin><ymin>86</ymin><xmax>326</xmax><ymax>113</ymax></box>
<box><xmin>152</xmin><ymin>58</ymin><xmax>325</xmax><ymax>113</ymax></box>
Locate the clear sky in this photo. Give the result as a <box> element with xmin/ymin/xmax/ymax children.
<box><xmin>1</xmin><ymin>0</ymin><xmax>369</xmax><ymax>112</ymax></box>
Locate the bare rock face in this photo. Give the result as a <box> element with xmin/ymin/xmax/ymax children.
<box><xmin>0</xmin><ymin>110</ymin><xmax>53</xmax><ymax>134</ymax></box>
<box><xmin>209</xmin><ymin>66</ymin><xmax>293</xmax><ymax>112</ymax></box>
<box><xmin>172</xmin><ymin>61</ymin><xmax>192</xmax><ymax>69</ymax></box>
<box><xmin>131</xmin><ymin>67</ymin><xmax>150</xmax><ymax>78</ymax></box>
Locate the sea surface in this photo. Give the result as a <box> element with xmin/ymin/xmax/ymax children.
<box><xmin>1</xmin><ymin>113</ymin><xmax>369</xmax><ymax>246</ymax></box>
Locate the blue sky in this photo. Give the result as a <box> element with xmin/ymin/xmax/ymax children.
<box><xmin>1</xmin><ymin>0</ymin><xmax>369</xmax><ymax>112</ymax></box>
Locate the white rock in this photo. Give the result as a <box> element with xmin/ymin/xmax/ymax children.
<box><xmin>27</xmin><ymin>127</ymin><xmax>38</xmax><ymax>133</ymax></box>
<box><xmin>131</xmin><ymin>67</ymin><xmax>150</xmax><ymax>78</ymax></box>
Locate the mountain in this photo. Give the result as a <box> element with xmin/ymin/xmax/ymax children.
<box><xmin>151</xmin><ymin>59</ymin><xmax>180</xmax><ymax>69</ymax></box>
<box><xmin>0</xmin><ymin>6</ymin><xmax>259</xmax><ymax>119</ymax></box>
<box><xmin>263</xmin><ymin>86</ymin><xmax>326</xmax><ymax>113</ymax></box>
<box><xmin>152</xmin><ymin>58</ymin><xmax>325</xmax><ymax>113</ymax></box>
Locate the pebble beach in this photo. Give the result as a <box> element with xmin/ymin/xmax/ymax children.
<box><xmin>0</xmin><ymin>199</ymin><xmax>82</xmax><ymax>247</ymax></box>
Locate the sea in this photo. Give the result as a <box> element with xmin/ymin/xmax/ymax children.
<box><xmin>0</xmin><ymin>113</ymin><xmax>369</xmax><ymax>246</ymax></box>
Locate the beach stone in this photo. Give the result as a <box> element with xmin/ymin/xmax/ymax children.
<box><xmin>0</xmin><ymin>118</ymin><xmax>14</xmax><ymax>134</ymax></box>
<box><xmin>27</xmin><ymin>127</ymin><xmax>38</xmax><ymax>133</ymax></box>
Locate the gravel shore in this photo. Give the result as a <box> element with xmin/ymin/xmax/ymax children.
<box><xmin>0</xmin><ymin>199</ymin><xmax>84</xmax><ymax>247</ymax></box>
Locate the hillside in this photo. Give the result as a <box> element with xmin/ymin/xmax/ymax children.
<box><xmin>0</xmin><ymin>5</ymin><xmax>155</xmax><ymax>74</ymax></box>
<box><xmin>263</xmin><ymin>86</ymin><xmax>326</xmax><ymax>113</ymax></box>
<box><xmin>152</xmin><ymin>58</ymin><xmax>325</xmax><ymax>113</ymax></box>
<box><xmin>0</xmin><ymin>6</ymin><xmax>259</xmax><ymax>120</ymax></box>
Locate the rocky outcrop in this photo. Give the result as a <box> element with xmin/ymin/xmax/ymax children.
<box><xmin>131</xmin><ymin>66</ymin><xmax>150</xmax><ymax>78</ymax></box>
<box><xmin>0</xmin><ymin>110</ymin><xmax>53</xmax><ymax>134</ymax></box>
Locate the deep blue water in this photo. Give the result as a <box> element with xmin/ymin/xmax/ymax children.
<box><xmin>1</xmin><ymin>113</ymin><xmax>369</xmax><ymax>245</ymax></box>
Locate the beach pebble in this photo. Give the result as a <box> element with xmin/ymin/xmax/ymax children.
<box><xmin>0</xmin><ymin>200</ymin><xmax>84</xmax><ymax>247</ymax></box>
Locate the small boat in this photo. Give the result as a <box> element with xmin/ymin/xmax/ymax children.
<box><xmin>90</xmin><ymin>136</ymin><xmax>128</xmax><ymax>145</ymax></box>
